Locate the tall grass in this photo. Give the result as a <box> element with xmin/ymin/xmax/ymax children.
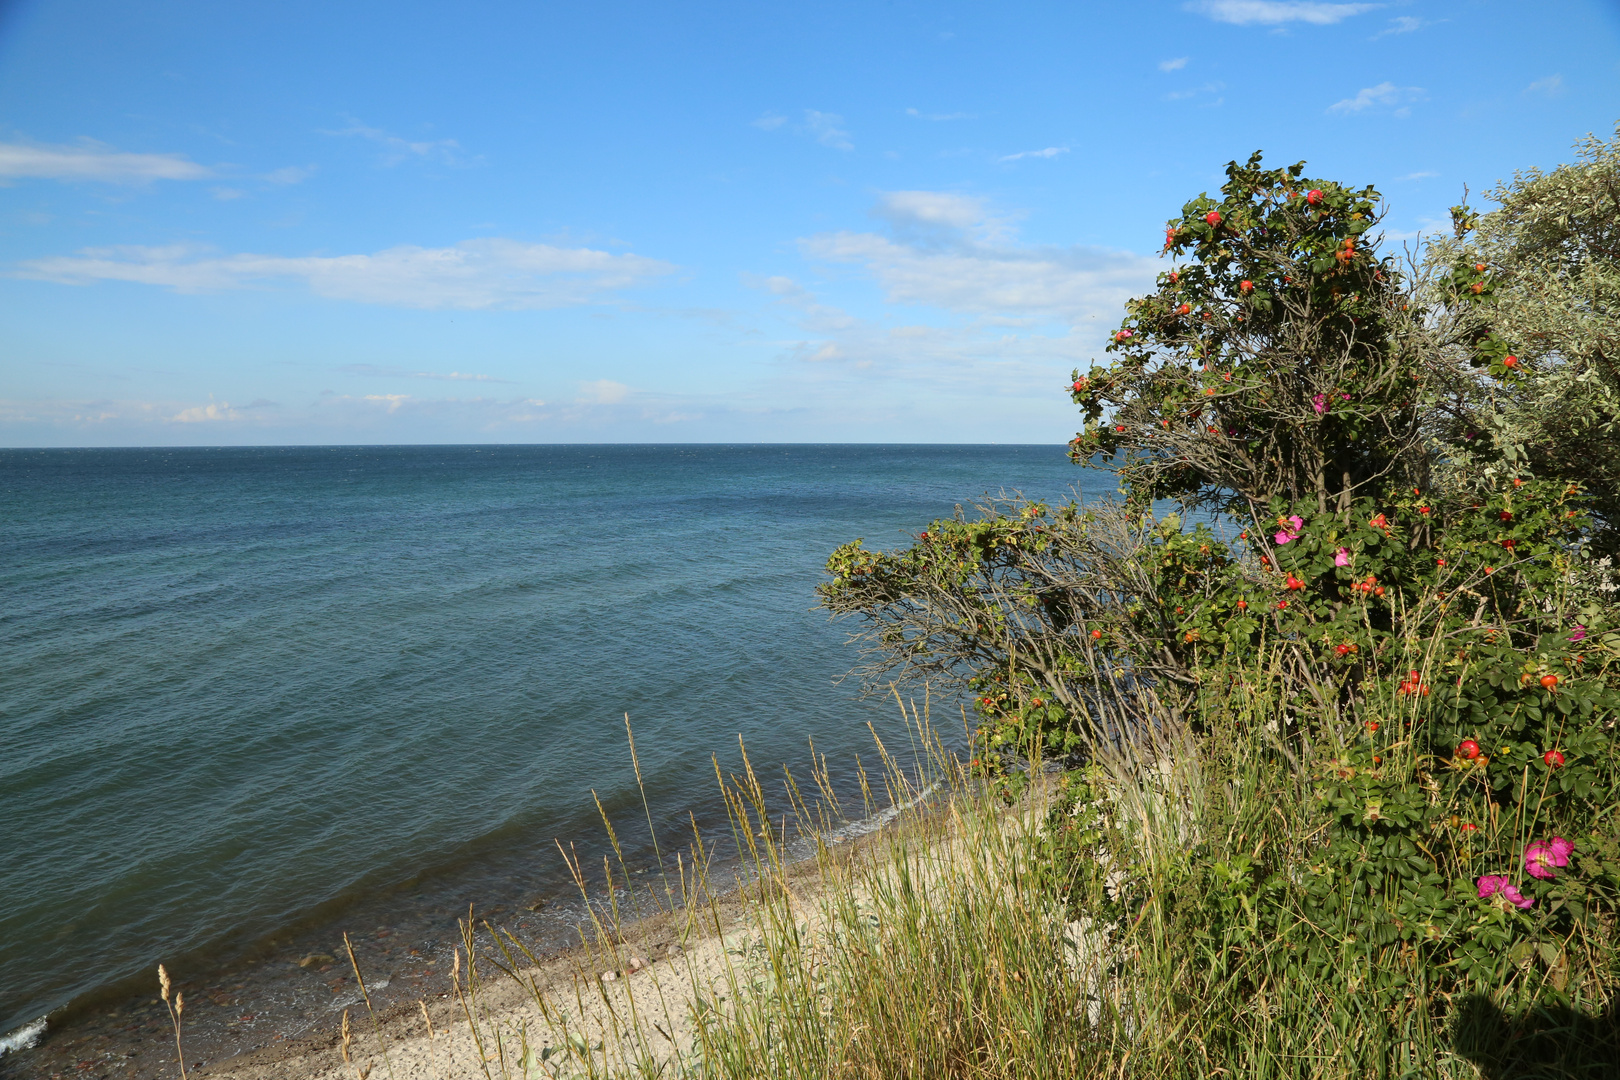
<box><xmin>156</xmin><ymin>656</ymin><xmax>1615</xmax><ymax>1078</ymax></box>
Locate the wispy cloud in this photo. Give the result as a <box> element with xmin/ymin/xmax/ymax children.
<box><xmin>1525</xmin><ymin>74</ymin><xmax>1565</xmax><ymax>98</ymax></box>
<box><xmin>906</xmin><ymin>108</ymin><xmax>976</xmax><ymax>121</ymax></box>
<box><xmin>1164</xmin><ymin>81</ymin><xmax>1226</xmax><ymax>104</ymax></box>
<box><xmin>339</xmin><ymin>363</ymin><xmax>513</xmax><ymax>383</ymax></box>
<box><xmin>318</xmin><ymin>393</ymin><xmax>548</xmax><ymax>420</ymax></box>
<box><xmin>323</xmin><ymin>119</ymin><xmax>467</xmax><ymax>166</ymax></box>
<box><xmin>264</xmin><ymin>165</ymin><xmax>316</xmax><ymax>185</ymax></box>
<box><xmin>19</xmin><ymin>238</ymin><xmax>678</xmax><ymax>309</ymax></box>
<box><xmin>577</xmin><ymin>379</ymin><xmax>630</xmax><ymax>404</ymax></box>
<box><xmin>1371</xmin><ymin>15</ymin><xmax>1427</xmax><ymax>38</ymax></box>
<box><xmin>804</xmin><ymin>110</ymin><xmax>853</xmax><ymax>151</ymax></box>
<box><xmin>869</xmin><ymin>191</ymin><xmax>1011</xmax><ymax>243</ymax></box>
<box><xmin>998</xmin><ymin>147</ymin><xmax>1069</xmax><ymax>163</ymax></box>
<box><xmin>738</xmin><ymin>193</ymin><xmax>1161</xmax><ymax>406</ymax></box>
<box><xmin>797</xmin><ymin>190</ymin><xmax>1156</xmax><ymax>335</ymax></box>
<box><xmin>0</xmin><ymin>140</ymin><xmax>211</xmax><ymax>183</ymax></box>
<box><xmin>1396</xmin><ymin>170</ymin><xmax>1438</xmax><ymax>181</ymax></box>
<box><xmin>1328</xmin><ymin>81</ymin><xmax>1424</xmax><ymax>115</ymax></box>
<box><xmin>1158</xmin><ymin>57</ymin><xmax>1189</xmax><ymax>71</ymax></box>
<box><xmin>751</xmin><ymin>112</ymin><xmax>787</xmax><ymax>130</ymax></box>
<box><xmin>2</xmin><ymin>393</ymin><xmax>574</xmax><ymax>435</ymax></box>
<box><xmin>1186</xmin><ymin>1</ymin><xmax>1380</xmax><ymax>26</ymax></box>
<box><xmin>169</xmin><ymin>396</ymin><xmax>241</xmax><ymax>423</ymax></box>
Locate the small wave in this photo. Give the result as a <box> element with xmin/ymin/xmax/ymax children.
<box><xmin>328</xmin><ymin>978</ymin><xmax>389</xmax><ymax>1012</ymax></box>
<box><xmin>821</xmin><ymin>779</ymin><xmax>943</xmax><ymax>845</ymax></box>
<box><xmin>0</xmin><ymin>1016</ymin><xmax>47</xmax><ymax>1057</ymax></box>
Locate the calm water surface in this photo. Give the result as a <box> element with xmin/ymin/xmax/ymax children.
<box><xmin>0</xmin><ymin>444</ymin><xmax>1100</xmax><ymax>1071</ymax></box>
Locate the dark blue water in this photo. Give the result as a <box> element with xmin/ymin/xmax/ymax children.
<box><xmin>0</xmin><ymin>444</ymin><xmax>1099</xmax><ymax>1069</ymax></box>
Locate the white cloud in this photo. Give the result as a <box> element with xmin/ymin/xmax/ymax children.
<box><xmin>339</xmin><ymin>364</ymin><xmax>511</xmax><ymax>382</ymax></box>
<box><xmin>905</xmin><ymin>108</ymin><xmax>975</xmax><ymax>121</ymax></box>
<box><xmin>867</xmin><ymin>191</ymin><xmax>1021</xmax><ymax>248</ymax></box>
<box><xmin>1186</xmin><ymin>1</ymin><xmax>1380</xmax><ymax>26</ymax></box>
<box><xmin>751</xmin><ymin>112</ymin><xmax>787</xmax><ymax>130</ymax></box>
<box><xmin>804</xmin><ymin>110</ymin><xmax>853</xmax><ymax>151</ymax></box>
<box><xmin>3</xmin><ymin>393</ymin><xmax>585</xmax><ymax>437</ymax></box>
<box><xmin>876</xmin><ymin>191</ymin><xmax>988</xmax><ymax>231</ymax></box>
<box><xmin>1328</xmin><ymin>81</ymin><xmax>1425</xmax><ymax>114</ymax></box>
<box><xmin>578</xmin><ymin>379</ymin><xmax>629</xmax><ymax>404</ymax></box>
<box><xmin>803</xmin><ymin>231</ymin><xmax>1150</xmax><ymax>324</ymax></box>
<box><xmin>19</xmin><ymin>238</ymin><xmax>678</xmax><ymax>309</ymax></box>
<box><xmin>1396</xmin><ymin>170</ymin><xmax>1438</xmax><ymax>181</ymax></box>
<box><xmin>169</xmin><ymin>396</ymin><xmax>241</xmax><ymax>423</ymax></box>
<box><xmin>998</xmin><ymin>147</ymin><xmax>1069</xmax><ymax>163</ymax></box>
<box><xmin>1371</xmin><ymin>15</ymin><xmax>1426</xmax><ymax>37</ymax></box>
<box><xmin>1159</xmin><ymin>57</ymin><xmax>1189</xmax><ymax>71</ymax></box>
<box><xmin>212</xmin><ymin>187</ymin><xmax>245</xmax><ymax>200</ymax></box>
<box><xmin>1525</xmin><ymin>74</ymin><xmax>1565</xmax><ymax>97</ymax></box>
<box><xmin>319</xmin><ymin>393</ymin><xmax>549</xmax><ymax>421</ymax></box>
<box><xmin>797</xmin><ymin>190</ymin><xmax>1155</xmax><ymax>334</ymax></box>
<box><xmin>0</xmin><ymin>140</ymin><xmax>211</xmax><ymax>183</ymax></box>
<box><xmin>752</xmin><ymin>193</ymin><xmax>1157</xmax><ymax>398</ymax></box>
<box><xmin>753</xmin><ymin>275</ymin><xmax>1134</xmax><ymax>397</ymax></box>
<box><xmin>324</xmin><ymin>120</ymin><xmax>466</xmax><ymax>166</ymax></box>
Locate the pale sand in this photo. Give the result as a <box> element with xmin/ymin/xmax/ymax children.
<box><xmin>205</xmin><ymin>786</ymin><xmax>1069</xmax><ymax>1080</ymax></box>
<box><xmin>206</xmin><ymin>811</ymin><xmax>929</xmax><ymax>1080</ymax></box>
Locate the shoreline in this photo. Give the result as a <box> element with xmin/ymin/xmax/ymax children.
<box><xmin>210</xmin><ymin>781</ymin><xmax>955</xmax><ymax>1080</ymax></box>
<box><xmin>0</xmin><ymin>770</ymin><xmax>943</xmax><ymax>1080</ymax></box>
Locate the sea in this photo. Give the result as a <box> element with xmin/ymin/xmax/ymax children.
<box><xmin>0</xmin><ymin>444</ymin><xmax>1104</xmax><ymax>1076</ymax></box>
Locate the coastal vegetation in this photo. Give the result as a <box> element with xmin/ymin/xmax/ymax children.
<box><xmin>154</xmin><ymin>127</ymin><xmax>1619</xmax><ymax>1080</ymax></box>
<box><xmin>811</xmin><ymin>128</ymin><xmax>1620</xmax><ymax>1076</ymax></box>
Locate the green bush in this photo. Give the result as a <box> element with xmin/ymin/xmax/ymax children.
<box><xmin>823</xmin><ymin>144</ymin><xmax>1620</xmax><ymax>1071</ymax></box>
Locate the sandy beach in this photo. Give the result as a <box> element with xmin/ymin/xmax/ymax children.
<box><xmin>205</xmin><ymin>815</ymin><xmax>918</xmax><ymax>1080</ymax></box>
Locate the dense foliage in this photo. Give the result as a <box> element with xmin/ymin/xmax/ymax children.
<box><xmin>821</xmin><ymin>136</ymin><xmax>1620</xmax><ymax>1065</ymax></box>
<box><xmin>1422</xmin><ymin>123</ymin><xmax>1620</xmax><ymax>553</ymax></box>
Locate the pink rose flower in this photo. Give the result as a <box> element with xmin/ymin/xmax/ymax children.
<box><xmin>1569</xmin><ymin>624</ymin><xmax>1587</xmax><ymax>642</ymax></box>
<box><xmin>1526</xmin><ymin>837</ymin><xmax>1574</xmax><ymax>880</ymax></box>
<box><xmin>1273</xmin><ymin>515</ymin><xmax>1304</xmax><ymax>545</ymax></box>
<box><xmin>1478</xmin><ymin>875</ymin><xmax>1534</xmax><ymax>909</ymax></box>
<box><xmin>1525</xmin><ymin>842</ymin><xmax>1559</xmax><ymax>880</ymax></box>
<box><xmin>1334</xmin><ymin>547</ymin><xmax>1350</xmax><ymax>567</ymax></box>
<box><xmin>1312</xmin><ymin>393</ymin><xmax>1327</xmax><ymax>415</ymax></box>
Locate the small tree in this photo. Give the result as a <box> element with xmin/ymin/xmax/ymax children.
<box><xmin>1421</xmin><ymin>122</ymin><xmax>1620</xmax><ymax>552</ymax></box>
<box><xmin>1068</xmin><ymin>153</ymin><xmax>1436</xmax><ymax>524</ymax></box>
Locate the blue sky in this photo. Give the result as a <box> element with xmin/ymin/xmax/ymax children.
<box><xmin>2</xmin><ymin>0</ymin><xmax>1618</xmax><ymax>446</ymax></box>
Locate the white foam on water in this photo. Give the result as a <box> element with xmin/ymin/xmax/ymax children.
<box><xmin>328</xmin><ymin>978</ymin><xmax>389</xmax><ymax>1012</ymax></box>
<box><xmin>0</xmin><ymin>1016</ymin><xmax>47</xmax><ymax>1057</ymax></box>
<box><xmin>820</xmin><ymin>780</ymin><xmax>943</xmax><ymax>845</ymax></box>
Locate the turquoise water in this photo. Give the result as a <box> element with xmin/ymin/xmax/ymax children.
<box><xmin>0</xmin><ymin>444</ymin><xmax>1100</xmax><ymax>1067</ymax></box>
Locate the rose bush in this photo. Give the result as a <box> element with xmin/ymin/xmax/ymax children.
<box><xmin>823</xmin><ymin>148</ymin><xmax>1620</xmax><ymax>1051</ymax></box>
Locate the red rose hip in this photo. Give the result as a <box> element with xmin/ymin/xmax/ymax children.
<box><xmin>1456</xmin><ymin>739</ymin><xmax>1482</xmax><ymax>760</ymax></box>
